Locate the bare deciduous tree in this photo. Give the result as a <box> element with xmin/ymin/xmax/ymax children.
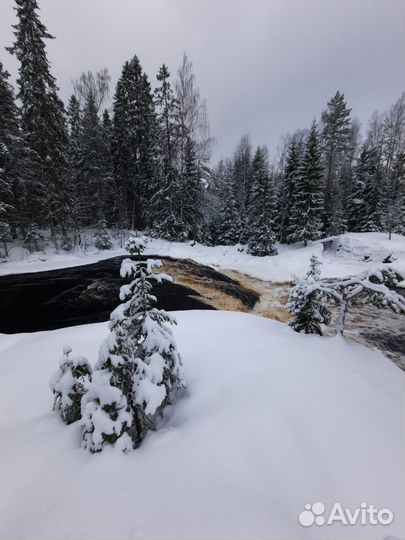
<box><xmin>175</xmin><ymin>53</ymin><xmax>214</xmax><ymax>166</ymax></box>
<box><xmin>73</xmin><ymin>68</ymin><xmax>111</xmax><ymax>112</ymax></box>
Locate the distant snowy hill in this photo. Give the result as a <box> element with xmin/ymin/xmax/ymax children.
<box><xmin>0</xmin><ymin>311</ymin><xmax>403</xmax><ymax>539</ymax></box>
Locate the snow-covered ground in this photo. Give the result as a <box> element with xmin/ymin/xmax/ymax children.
<box><xmin>1</xmin><ymin>232</ymin><xmax>404</xmax><ymax>283</ymax></box>
<box><xmin>0</xmin><ymin>311</ymin><xmax>404</xmax><ymax>540</ymax></box>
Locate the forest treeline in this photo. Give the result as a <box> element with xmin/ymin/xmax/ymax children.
<box><xmin>1</xmin><ymin>0</ymin><xmax>404</xmax><ymax>257</ymax></box>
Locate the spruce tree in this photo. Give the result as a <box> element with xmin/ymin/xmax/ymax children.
<box><xmin>100</xmin><ymin>109</ymin><xmax>117</xmax><ymax>225</ymax></box>
<box><xmin>247</xmin><ymin>146</ymin><xmax>277</xmax><ymax>256</ymax></box>
<box><xmin>383</xmin><ymin>151</ymin><xmax>405</xmax><ymax>237</ymax></box>
<box><xmin>288</xmin><ymin>121</ymin><xmax>324</xmax><ymax>245</ymax></box>
<box><xmin>137</xmin><ymin>73</ymin><xmax>160</xmax><ymax>229</ymax></box>
<box><xmin>94</xmin><ymin>217</ymin><xmax>113</xmax><ymax>250</ymax></box>
<box><xmin>232</xmin><ymin>134</ymin><xmax>252</xmax><ymax>240</ymax></box>
<box><xmin>79</xmin><ymin>91</ymin><xmax>109</xmax><ymax>225</ymax></box>
<box><xmin>216</xmin><ymin>181</ymin><xmax>241</xmax><ymax>245</ymax></box>
<box><xmin>82</xmin><ymin>235</ymin><xmax>185</xmax><ymax>452</ymax></box>
<box><xmin>66</xmin><ymin>94</ymin><xmax>83</xmax><ymax>237</ymax></box>
<box><xmin>7</xmin><ymin>0</ymin><xmax>70</xmax><ymax>239</ymax></box>
<box><xmin>0</xmin><ymin>62</ymin><xmax>18</xmax><ymax>242</ymax></box>
<box><xmin>287</xmin><ymin>256</ymin><xmax>332</xmax><ymax>335</ymax></box>
<box><xmin>50</xmin><ymin>345</ymin><xmax>92</xmax><ymax>425</ymax></box>
<box><xmin>151</xmin><ymin>64</ymin><xmax>187</xmax><ymax>240</ymax></box>
<box><xmin>279</xmin><ymin>138</ymin><xmax>302</xmax><ymax>244</ymax></box>
<box><xmin>348</xmin><ymin>145</ymin><xmax>380</xmax><ymax>232</ymax></box>
<box><xmin>112</xmin><ymin>56</ymin><xmax>157</xmax><ymax>230</ymax></box>
<box><xmin>182</xmin><ymin>137</ymin><xmax>203</xmax><ymax>241</ymax></box>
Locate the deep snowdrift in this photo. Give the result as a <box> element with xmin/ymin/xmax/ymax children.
<box><xmin>0</xmin><ymin>311</ymin><xmax>404</xmax><ymax>540</ymax></box>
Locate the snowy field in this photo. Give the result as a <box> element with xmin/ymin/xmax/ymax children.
<box><xmin>0</xmin><ymin>311</ymin><xmax>404</xmax><ymax>540</ymax></box>
<box><xmin>1</xmin><ymin>232</ymin><xmax>404</xmax><ymax>283</ymax></box>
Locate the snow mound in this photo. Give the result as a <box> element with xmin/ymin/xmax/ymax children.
<box><xmin>322</xmin><ymin>232</ymin><xmax>405</xmax><ymax>270</ymax></box>
<box><xmin>142</xmin><ymin>232</ymin><xmax>405</xmax><ymax>282</ymax></box>
<box><xmin>0</xmin><ymin>310</ymin><xmax>404</xmax><ymax>539</ymax></box>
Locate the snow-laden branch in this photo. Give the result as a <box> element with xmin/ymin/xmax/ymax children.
<box><xmin>288</xmin><ymin>258</ymin><xmax>405</xmax><ymax>336</ymax></box>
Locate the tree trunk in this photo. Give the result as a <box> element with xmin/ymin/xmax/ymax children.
<box><xmin>337</xmin><ymin>298</ymin><xmax>347</xmax><ymax>335</ymax></box>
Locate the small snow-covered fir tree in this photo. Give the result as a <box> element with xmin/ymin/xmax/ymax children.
<box><xmin>81</xmin><ymin>369</ymin><xmax>133</xmax><ymax>453</ymax></box>
<box><xmin>94</xmin><ymin>217</ymin><xmax>113</xmax><ymax>250</ymax></box>
<box><xmin>287</xmin><ymin>256</ymin><xmax>332</xmax><ymax>335</ymax></box>
<box><xmin>81</xmin><ymin>234</ymin><xmax>185</xmax><ymax>452</ymax></box>
<box><xmin>50</xmin><ymin>345</ymin><xmax>92</xmax><ymax>425</ymax></box>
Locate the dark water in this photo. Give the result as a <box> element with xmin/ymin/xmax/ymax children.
<box><xmin>0</xmin><ymin>256</ymin><xmax>214</xmax><ymax>334</ymax></box>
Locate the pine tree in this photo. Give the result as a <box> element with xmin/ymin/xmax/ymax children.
<box><xmin>50</xmin><ymin>345</ymin><xmax>92</xmax><ymax>425</ymax></box>
<box><xmin>321</xmin><ymin>91</ymin><xmax>352</xmax><ymax>232</ymax></box>
<box><xmin>287</xmin><ymin>256</ymin><xmax>332</xmax><ymax>335</ymax></box>
<box><xmin>82</xmin><ymin>235</ymin><xmax>185</xmax><ymax>452</ymax></box>
<box><xmin>288</xmin><ymin>121</ymin><xmax>324</xmax><ymax>245</ymax></box>
<box><xmin>7</xmin><ymin>0</ymin><xmax>70</xmax><ymax>239</ymax></box>
<box><xmin>247</xmin><ymin>146</ymin><xmax>277</xmax><ymax>256</ymax></box>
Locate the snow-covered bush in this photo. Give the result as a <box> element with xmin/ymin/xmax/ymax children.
<box><xmin>82</xmin><ymin>235</ymin><xmax>185</xmax><ymax>452</ymax></box>
<box><xmin>94</xmin><ymin>218</ymin><xmax>113</xmax><ymax>250</ymax></box>
<box><xmin>50</xmin><ymin>345</ymin><xmax>92</xmax><ymax>425</ymax></box>
<box><xmin>287</xmin><ymin>256</ymin><xmax>332</xmax><ymax>335</ymax></box>
<box><xmin>81</xmin><ymin>370</ymin><xmax>133</xmax><ymax>453</ymax></box>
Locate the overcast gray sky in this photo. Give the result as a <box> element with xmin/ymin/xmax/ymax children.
<box><xmin>0</xmin><ymin>0</ymin><xmax>404</xmax><ymax>162</ymax></box>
